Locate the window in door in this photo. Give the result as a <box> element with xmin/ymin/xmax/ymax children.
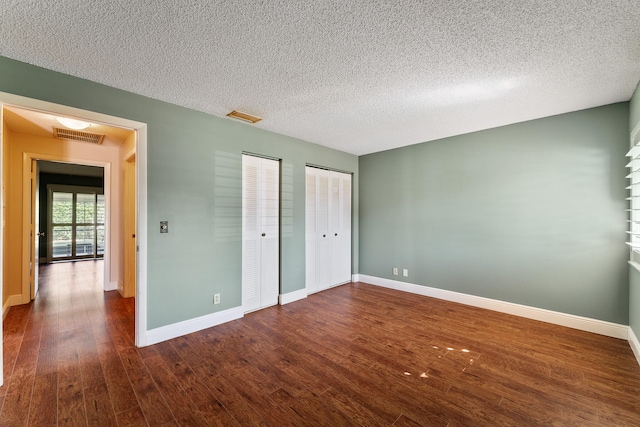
<box><xmin>49</xmin><ymin>187</ymin><xmax>104</xmax><ymax>261</ymax></box>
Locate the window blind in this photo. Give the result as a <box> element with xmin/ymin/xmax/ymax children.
<box><xmin>626</xmin><ymin>143</ymin><xmax>640</xmax><ymax>266</ymax></box>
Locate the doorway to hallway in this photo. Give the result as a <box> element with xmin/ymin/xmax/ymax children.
<box><xmin>0</xmin><ymin>91</ymin><xmax>149</xmax><ymax>390</ymax></box>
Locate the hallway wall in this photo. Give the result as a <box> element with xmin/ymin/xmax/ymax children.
<box><xmin>3</xmin><ymin>129</ymin><xmax>122</xmax><ymax>304</ymax></box>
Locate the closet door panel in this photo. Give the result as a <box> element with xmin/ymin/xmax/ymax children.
<box><xmin>243</xmin><ymin>155</ymin><xmax>279</xmax><ymax>312</ymax></box>
<box><xmin>336</xmin><ymin>173</ymin><xmax>352</xmax><ymax>283</ymax></box>
<box><xmin>242</xmin><ymin>155</ymin><xmax>261</xmax><ymax>312</ymax></box>
<box><xmin>260</xmin><ymin>159</ymin><xmax>280</xmax><ymax>306</ymax></box>
<box><xmin>305</xmin><ymin>169</ymin><xmax>318</xmax><ymax>294</ymax></box>
<box><xmin>329</xmin><ymin>173</ymin><xmax>344</xmax><ymax>285</ymax></box>
<box><xmin>305</xmin><ymin>167</ymin><xmax>352</xmax><ymax>293</ymax></box>
<box><xmin>316</xmin><ymin>170</ymin><xmax>332</xmax><ymax>291</ymax></box>
<box><xmin>330</xmin><ymin>171</ymin><xmax>352</xmax><ymax>285</ymax></box>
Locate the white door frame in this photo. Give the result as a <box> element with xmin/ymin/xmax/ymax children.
<box><xmin>22</xmin><ymin>153</ymin><xmax>111</xmax><ymax>301</ymax></box>
<box><xmin>0</xmin><ymin>92</ymin><xmax>149</xmax><ymax>385</ymax></box>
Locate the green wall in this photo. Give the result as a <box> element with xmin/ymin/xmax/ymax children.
<box><xmin>359</xmin><ymin>103</ymin><xmax>629</xmax><ymax>324</ymax></box>
<box><xmin>630</xmin><ymin>81</ymin><xmax>640</xmax><ymax>336</ymax></box>
<box><xmin>0</xmin><ymin>56</ymin><xmax>359</xmax><ymax>329</ymax></box>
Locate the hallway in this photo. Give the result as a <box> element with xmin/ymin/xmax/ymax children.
<box><xmin>0</xmin><ymin>261</ymin><xmax>136</xmax><ymax>425</ymax></box>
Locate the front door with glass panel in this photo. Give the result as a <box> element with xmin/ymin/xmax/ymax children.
<box><xmin>49</xmin><ymin>186</ymin><xmax>104</xmax><ymax>261</ymax></box>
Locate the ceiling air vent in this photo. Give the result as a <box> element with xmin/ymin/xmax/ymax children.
<box><xmin>226</xmin><ymin>110</ymin><xmax>262</xmax><ymax>124</ymax></box>
<box><xmin>54</xmin><ymin>127</ymin><xmax>105</xmax><ymax>144</ymax></box>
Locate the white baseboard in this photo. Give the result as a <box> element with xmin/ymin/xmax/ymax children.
<box><xmin>630</xmin><ymin>328</ymin><xmax>640</xmax><ymax>367</ymax></box>
<box><xmin>279</xmin><ymin>288</ymin><xmax>307</xmax><ymax>305</ymax></box>
<box><xmin>359</xmin><ymin>275</ymin><xmax>629</xmax><ymax>340</ymax></box>
<box><xmin>104</xmin><ymin>281</ymin><xmax>118</xmax><ymax>292</ymax></box>
<box><xmin>352</xmin><ymin>274</ymin><xmax>360</xmax><ymax>283</ymax></box>
<box><xmin>145</xmin><ymin>306</ymin><xmax>244</xmax><ymax>346</ymax></box>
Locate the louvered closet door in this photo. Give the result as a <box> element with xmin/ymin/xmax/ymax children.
<box><xmin>305</xmin><ymin>170</ymin><xmax>318</xmax><ymax>294</ymax></box>
<box><xmin>243</xmin><ymin>155</ymin><xmax>280</xmax><ymax>313</ymax></box>
<box><xmin>306</xmin><ymin>167</ymin><xmax>352</xmax><ymax>293</ymax></box>
<box><xmin>331</xmin><ymin>172</ymin><xmax>351</xmax><ymax>285</ymax></box>
<box><xmin>316</xmin><ymin>169</ymin><xmax>332</xmax><ymax>291</ymax></box>
<box><xmin>260</xmin><ymin>160</ymin><xmax>280</xmax><ymax>307</ymax></box>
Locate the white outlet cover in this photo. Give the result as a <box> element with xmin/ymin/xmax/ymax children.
<box><xmin>393</xmin><ymin>267</ymin><xmax>398</xmax><ymax>275</ymax></box>
<box><xmin>402</xmin><ymin>269</ymin><xmax>408</xmax><ymax>277</ymax></box>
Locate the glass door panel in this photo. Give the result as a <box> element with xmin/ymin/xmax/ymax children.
<box><xmin>97</xmin><ymin>195</ymin><xmax>105</xmax><ymax>255</ymax></box>
<box><xmin>52</xmin><ymin>226</ymin><xmax>72</xmax><ymax>258</ymax></box>
<box><xmin>97</xmin><ymin>225</ymin><xmax>105</xmax><ymax>256</ymax></box>
<box><xmin>50</xmin><ymin>189</ymin><xmax>104</xmax><ymax>261</ymax></box>
<box><xmin>51</xmin><ymin>192</ymin><xmax>73</xmax><ymax>260</ymax></box>
<box><xmin>75</xmin><ymin>225</ymin><xmax>95</xmax><ymax>256</ymax></box>
<box><xmin>76</xmin><ymin>193</ymin><xmax>96</xmax><ymax>224</ymax></box>
<box><xmin>52</xmin><ymin>192</ymin><xmax>73</xmax><ymax>222</ymax></box>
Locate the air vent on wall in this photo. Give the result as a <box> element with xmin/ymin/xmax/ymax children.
<box><xmin>54</xmin><ymin>127</ymin><xmax>105</xmax><ymax>144</ymax></box>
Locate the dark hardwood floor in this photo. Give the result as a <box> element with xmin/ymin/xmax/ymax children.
<box><xmin>1</xmin><ymin>261</ymin><xmax>639</xmax><ymax>426</ymax></box>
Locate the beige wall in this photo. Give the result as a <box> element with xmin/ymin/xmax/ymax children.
<box><xmin>1</xmin><ymin>118</ymin><xmax>8</xmax><ymax>308</ymax></box>
<box><xmin>118</xmin><ymin>132</ymin><xmax>136</xmax><ymax>298</ymax></box>
<box><xmin>122</xmin><ymin>132</ymin><xmax>136</xmax><ymax>158</ymax></box>
<box><xmin>2</xmin><ymin>129</ymin><xmax>125</xmax><ymax>306</ymax></box>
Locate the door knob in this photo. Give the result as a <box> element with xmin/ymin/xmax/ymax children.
<box><xmin>335</xmin><ymin>233</ymin><xmax>338</xmax><ymax>236</ymax></box>
<box><xmin>262</xmin><ymin>233</ymin><xmax>266</xmax><ymax>237</ymax></box>
<box><xmin>37</xmin><ymin>232</ymin><xmax>45</xmax><ymax>237</ymax></box>
<box><xmin>323</xmin><ymin>234</ymin><xmax>326</xmax><ymax>237</ymax></box>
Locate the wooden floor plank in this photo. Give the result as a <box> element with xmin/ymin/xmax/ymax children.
<box><xmin>84</xmin><ymin>383</ymin><xmax>119</xmax><ymax>427</ymax></box>
<box><xmin>58</xmin><ymin>381</ymin><xmax>87</xmax><ymax>426</ymax></box>
<box><xmin>155</xmin><ymin>342</ymin><xmax>241</xmax><ymax>427</ymax></box>
<box><xmin>28</xmin><ymin>372</ymin><xmax>58</xmax><ymax>426</ymax></box>
<box><xmin>142</xmin><ymin>355</ymin><xmax>208</xmax><ymax>427</ymax></box>
<box><xmin>116</xmin><ymin>405</ymin><xmax>148</xmax><ymax>427</ymax></box>
<box><xmin>192</xmin><ymin>364</ymin><xmax>271</xmax><ymax>427</ymax></box>
<box><xmin>118</xmin><ymin>347</ymin><xmax>174</xmax><ymax>426</ymax></box>
<box><xmin>0</xmin><ymin>368</ymin><xmax>36</xmax><ymax>425</ymax></box>
<box><xmin>100</xmin><ymin>351</ymin><xmax>139</xmax><ymax>415</ymax></box>
<box><xmin>1</xmin><ymin>261</ymin><xmax>639</xmax><ymax>426</ymax></box>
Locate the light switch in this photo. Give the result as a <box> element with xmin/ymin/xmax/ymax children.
<box><xmin>160</xmin><ymin>221</ymin><xmax>169</xmax><ymax>233</ymax></box>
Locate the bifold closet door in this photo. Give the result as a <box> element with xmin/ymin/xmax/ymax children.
<box><xmin>243</xmin><ymin>155</ymin><xmax>280</xmax><ymax>313</ymax></box>
<box><xmin>305</xmin><ymin>167</ymin><xmax>352</xmax><ymax>294</ymax></box>
<box><xmin>330</xmin><ymin>172</ymin><xmax>351</xmax><ymax>285</ymax></box>
<box><xmin>305</xmin><ymin>171</ymin><xmax>318</xmax><ymax>294</ymax></box>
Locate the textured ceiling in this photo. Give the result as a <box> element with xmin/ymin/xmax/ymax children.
<box><xmin>1</xmin><ymin>1</ymin><xmax>639</xmax><ymax>155</ymax></box>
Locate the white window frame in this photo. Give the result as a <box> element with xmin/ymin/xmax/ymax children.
<box><xmin>47</xmin><ymin>184</ymin><xmax>104</xmax><ymax>262</ymax></box>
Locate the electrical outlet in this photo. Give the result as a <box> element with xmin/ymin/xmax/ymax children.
<box><xmin>402</xmin><ymin>269</ymin><xmax>409</xmax><ymax>277</ymax></box>
<box><xmin>392</xmin><ymin>267</ymin><xmax>398</xmax><ymax>276</ymax></box>
<box><xmin>214</xmin><ymin>293</ymin><xmax>221</xmax><ymax>304</ymax></box>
